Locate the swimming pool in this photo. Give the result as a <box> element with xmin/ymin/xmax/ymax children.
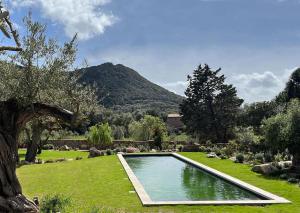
<box><xmin>118</xmin><ymin>153</ymin><xmax>290</xmax><ymax>205</ymax></box>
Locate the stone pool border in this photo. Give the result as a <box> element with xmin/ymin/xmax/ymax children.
<box><xmin>117</xmin><ymin>152</ymin><xmax>291</xmax><ymax>206</ymax></box>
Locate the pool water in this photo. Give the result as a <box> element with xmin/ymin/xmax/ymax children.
<box><xmin>125</xmin><ymin>155</ymin><xmax>264</xmax><ymax>201</ymax></box>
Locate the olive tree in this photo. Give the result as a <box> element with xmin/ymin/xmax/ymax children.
<box><xmin>8</xmin><ymin>15</ymin><xmax>100</xmax><ymax>163</ymax></box>
<box><xmin>263</xmin><ymin>99</ymin><xmax>300</xmax><ymax>172</ymax></box>
<box><xmin>0</xmin><ymin>8</ymin><xmax>97</xmax><ymax>212</ymax></box>
<box><xmin>129</xmin><ymin>115</ymin><xmax>167</xmax><ymax>142</ymax></box>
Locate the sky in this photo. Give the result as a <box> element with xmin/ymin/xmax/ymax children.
<box><xmin>5</xmin><ymin>0</ymin><xmax>300</xmax><ymax>103</ymax></box>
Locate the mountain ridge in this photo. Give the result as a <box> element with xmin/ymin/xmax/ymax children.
<box><xmin>77</xmin><ymin>62</ymin><xmax>183</xmax><ymax>113</ymax></box>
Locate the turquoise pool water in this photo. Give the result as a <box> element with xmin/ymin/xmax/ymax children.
<box><xmin>125</xmin><ymin>155</ymin><xmax>264</xmax><ymax>201</ymax></box>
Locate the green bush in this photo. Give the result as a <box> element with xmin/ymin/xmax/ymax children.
<box><xmin>279</xmin><ymin>173</ymin><xmax>288</xmax><ymax>180</ymax></box>
<box><xmin>112</xmin><ymin>125</ymin><xmax>124</xmax><ymax>140</ymax></box>
<box><xmin>129</xmin><ymin>115</ymin><xmax>167</xmax><ymax>141</ymax></box>
<box><xmin>263</xmin><ymin>99</ymin><xmax>300</xmax><ymax>169</ymax></box>
<box><xmin>204</xmin><ymin>147</ymin><xmax>212</xmax><ymax>153</ymax></box>
<box><xmin>274</xmin><ymin>153</ymin><xmax>283</xmax><ymax>162</ymax></box>
<box><xmin>287</xmin><ymin>178</ymin><xmax>299</xmax><ymax>184</ymax></box>
<box><xmin>254</xmin><ymin>153</ymin><xmax>264</xmax><ymax>164</ymax></box>
<box><xmin>212</xmin><ymin>147</ymin><xmax>222</xmax><ymax>156</ymax></box>
<box><xmin>264</xmin><ymin>152</ymin><xmax>273</xmax><ymax>163</ymax></box>
<box><xmin>223</xmin><ymin>141</ymin><xmax>238</xmax><ymax>157</ymax></box>
<box><xmin>106</xmin><ymin>149</ymin><xmax>112</xmax><ymax>155</ymax></box>
<box><xmin>40</xmin><ymin>194</ymin><xmax>71</xmax><ymax>213</ymax></box>
<box><xmin>235</xmin><ymin>153</ymin><xmax>244</xmax><ymax>163</ymax></box>
<box><xmin>199</xmin><ymin>146</ymin><xmax>206</xmax><ymax>152</ymax></box>
<box><xmin>220</xmin><ymin>154</ymin><xmax>227</xmax><ymax>159</ymax></box>
<box><xmin>235</xmin><ymin>127</ymin><xmax>259</xmax><ymax>152</ymax></box>
<box><xmin>87</xmin><ymin>123</ymin><xmax>112</xmax><ymax>148</ymax></box>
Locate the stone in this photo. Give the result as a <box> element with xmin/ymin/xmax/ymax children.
<box><xmin>252</xmin><ymin>163</ymin><xmax>280</xmax><ymax>175</ymax></box>
<box><xmin>126</xmin><ymin>147</ymin><xmax>140</xmax><ymax>153</ymax></box>
<box><xmin>59</xmin><ymin>145</ymin><xmax>70</xmax><ymax>151</ymax></box>
<box><xmin>88</xmin><ymin>147</ymin><xmax>103</xmax><ymax>158</ymax></box>
<box><xmin>207</xmin><ymin>152</ymin><xmax>217</xmax><ymax>158</ymax></box>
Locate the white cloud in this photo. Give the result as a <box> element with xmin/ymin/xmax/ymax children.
<box><xmin>161</xmin><ymin>81</ymin><xmax>188</xmax><ymax>95</ymax></box>
<box><xmin>231</xmin><ymin>68</ymin><xmax>296</xmax><ymax>103</ymax></box>
<box><xmin>11</xmin><ymin>0</ymin><xmax>117</xmax><ymax>40</ymax></box>
<box><xmin>86</xmin><ymin>44</ymin><xmax>300</xmax><ymax>103</ymax></box>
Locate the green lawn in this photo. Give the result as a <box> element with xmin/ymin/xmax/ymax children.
<box><xmin>18</xmin><ymin>149</ymin><xmax>88</xmax><ymax>161</ymax></box>
<box><xmin>17</xmin><ymin>151</ymin><xmax>300</xmax><ymax>212</ymax></box>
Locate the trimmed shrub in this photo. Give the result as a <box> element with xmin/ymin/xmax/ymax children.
<box><xmin>235</xmin><ymin>153</ymin><xmax>244</xmax><ymax>163</ymax></box>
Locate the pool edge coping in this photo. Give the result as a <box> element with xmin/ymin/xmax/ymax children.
<box><xmin>117</xmin><ymin>152</ymin><xmax>291</xmax><ymax>206</ymax></box>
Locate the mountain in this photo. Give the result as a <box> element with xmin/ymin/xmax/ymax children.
<box><xmin>77</xmin><ymin>63</ymin><xmax>183</xmax><ymax>113</ymax></box>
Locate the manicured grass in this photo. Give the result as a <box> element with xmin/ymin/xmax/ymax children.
<box><xmin>18</xmin><ymin>149</ymin><xmax>88</xmax><ymax>161</ymax></box>
<box><xmin>17</xmin><ymin>152</ymin><xmax>300</xmax><ymax>212</ymax></box>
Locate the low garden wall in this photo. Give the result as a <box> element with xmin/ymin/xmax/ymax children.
<box><xmin>45</xmin><ymin>139</ymin><xmax>188</xmax><ymax>150</ymax></box>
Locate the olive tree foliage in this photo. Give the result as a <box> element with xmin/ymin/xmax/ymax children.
<box><xmin>263</xmin><ymin>99</ymin><xmax>300</xmax><ymax>171</ymax></box>
<box><xmin>129</xmin><ymin>115</ymin><xmax>167</xmax><ymax>141</ymax></box>
<box><xmin>1</xmin><ymin>15</ymin><xmax>100</xmax><ymax>162</ymax></box>
<box><xmin>1</xmin><ymin>14</ymin><xmax>99</xmax><ymax>113</ymax></box>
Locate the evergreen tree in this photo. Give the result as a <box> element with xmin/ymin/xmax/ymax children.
<box><xmin>286</xmin><ymin>68</ymin><xmax>300</xmax><ymax>101</ymax></box>
<box><xmin>180</xmin><ymin>64</ymin><xmax>243</xmax><ymax>143</ymax></box>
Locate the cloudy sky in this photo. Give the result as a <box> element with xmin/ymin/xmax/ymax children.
<box><xmin>6</xmin><ymin>0</ymin><xmax>300</xmax><ymax>103</ymax></box>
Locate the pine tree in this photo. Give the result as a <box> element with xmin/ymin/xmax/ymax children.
<box><xmin>180</xmin><ymin>64</ymin><xmax>243</xmax><ymax>143</ymax></box>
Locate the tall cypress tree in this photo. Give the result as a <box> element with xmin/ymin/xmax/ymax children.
<box><xmin>180</xmin><ymin>64</ymin><xmax>243</xmax><ymax>143</ymax></box>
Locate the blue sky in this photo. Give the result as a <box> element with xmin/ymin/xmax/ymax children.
<box><xmin>6</xmin><ymin>0</ymin><xmax>300</xmax><ymax>103</ymax></box>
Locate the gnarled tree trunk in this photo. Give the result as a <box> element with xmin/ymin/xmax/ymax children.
<box><xmin>0</xmin><ymin>99</ymin><xmax>73</xmax><ymax>212</ymax></box>
<box><xmin>25</xmin><ymin>120</ymin><xmax>43</xmax><ymax>163</ymax></box>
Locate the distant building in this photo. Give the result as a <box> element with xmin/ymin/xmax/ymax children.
<box><xmin>166</xmin><ymin>113</ymin><xmax>184</xmax><ymax>132</ymax></box>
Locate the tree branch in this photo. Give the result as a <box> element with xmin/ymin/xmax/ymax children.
<box><xmin>0</xmin><ymin>46</ymin><xmax>22</xmax><ymax>52</ymax></box>
<box><xmin>17</xmin><ymin>103</ymin><xmax>74</xmax><ymax>128</ymax></box>
<box><xmin>4</xmin><ymin>17</ymin><xmax>21</xmax><ymax>47</ymax></box>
